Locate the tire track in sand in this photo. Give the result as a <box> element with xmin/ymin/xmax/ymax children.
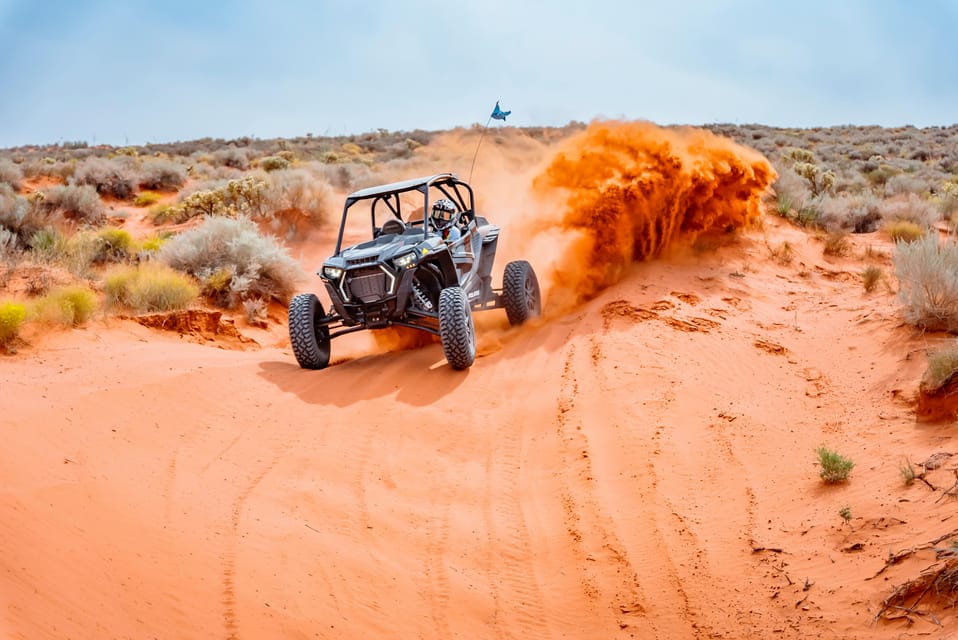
<box><xmin>556</xmin><ymin>338</ymin><xmax>700</xmax><ymax>638</ymax></box>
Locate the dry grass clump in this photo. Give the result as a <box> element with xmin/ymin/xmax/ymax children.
<box><xmin>895</xmin><ymin>234</ymin><xmax>958</xmax><ymax>331</ymax></box>
<box><xmin>93</xmin><ymin>227</ymin><xmax>135</xmax><ymax>263</ymax></box>
<box><xmin>133</xmin><ymin>191</ymin><xmax>163</xmax><ymax>207</ymax></box>
<box><xmin>104</xmin><ymin>264</ymin><xmax>199</xmax><ymax>312</ymax></box>
<box><xmin>0</xmin><ymin>300</ymin><xmax>26</xmax><ymax>346</ymax></box>
<box><xmin>33</xmin><ymin>285</ymin><xmax>97</xmax><ymax>326</ymax></box>
<box><xmin>158</xmin><ymin>215</ymin><xmax>304</xmax><ymax>308</ymax></box>
<box><xmin>884</xmin><ymin>220</ymin><xmax>925</xmax><ymax>243</ymax></box>
<box><xmin>879</xmin><ymin>193</ymin><xmax>940</xmax><ymax>229</ymax></box>
<box><xmin>822</xmin><ymin>230</ymin><xmax>851</xmax><ymax>257</ymax></box>
<box><xmin>921</xmin><ymin>343</ymin><xmax>958</xmax><ymax>393</ymax></box>
<box><xmin>862</xmin><ymin>265</ymin><xmax>884</xmax><ymax>292</ymax></box>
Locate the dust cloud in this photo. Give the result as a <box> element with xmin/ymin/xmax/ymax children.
<box><xmin>519</xmin><ymin>120</ymin><xmax>776</xmax><ymax>308</ymax></box>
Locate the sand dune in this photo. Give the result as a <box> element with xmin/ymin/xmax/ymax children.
<box><xmin>2</xmin><ymin>212</ymin><xmax>955</xmax><ymax>639</ymax></box>
<box><xmin>3</xmin><ymin>122</ymin><xmax>957</xmax><ymax>639</ymax></box>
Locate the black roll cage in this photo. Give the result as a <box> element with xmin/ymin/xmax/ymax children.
<box><xmin>333</xmin><ymin>173</ymin><xmax>476</xmax><ymax>255</ymax></box>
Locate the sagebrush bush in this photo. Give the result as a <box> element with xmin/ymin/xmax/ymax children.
<box><xmin>158</xmin><ymin>215</ymin><xmax>304</xmax><ymax>307</ymax></box>
<box><xmin>0</xmin><ymin>183</ymin><xmax>29</xmax><ymax>237</ymax></box>
<box><xmin>922</xmin><ymin>343</ymin><xmax>958</xmax><ymax>392</ymax></box>
<box><xmin>74</xmin><ymin>157</ymin><xmax>138</xmax><ymax>200</ymax></box>
<box><xmin>35</xmin><ymin>286</ymin><xmax>97</xmax><ymax>326</ymax></box>
<box><xmin>212</xmin><ymin>147</ymin><xmax>250</xmax><ymax>170</ymax></box>
<box><xmin>0</xmin><ymin>158</ymin><xmax>23</xmax><ymax>190</ymax></box>
<box><xmin>35</xmin><ymin>184</ymin><xmax>105</xmax><ymax>224</ymax></box>
<box><xmin>104</xmin><ymin>264</ymin><xmax>198</xmax><ymax>312</ymax></box>
<box><xmin>894</xmin><ymin>233</ymin><xmax>958</xmax><ymax>331</ymax></box>
<box><xmin>816</xmin><ymin>446</ymin><xmax>854</xmax><ymax>483</ymax></box>
<box><xmin>0</xmin><ymin>300</ymin><xmax>26</xmax><ymax>344</ymax></box>
<box><xmin>818</xmin><ymin>193</ymin><xmax>882</xmax><ymax>233</ymax></box>
<box><xmin>878</xmin><ymin>193</ymin><xmax>939</xmax><ymax>229</ymax></box>
<box><xmin>138</xmin><ymin>158</ymin><xmax>187</xmax><ymax>191</ymax></box>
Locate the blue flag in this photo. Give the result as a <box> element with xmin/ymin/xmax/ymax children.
<box><xmin>491</xmin><ymin>101</ymin><xmax>511</xmax><ymax>121</ymax></box>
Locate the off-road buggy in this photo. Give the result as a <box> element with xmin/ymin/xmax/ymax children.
<box><xmin>288</xmin><ymin>173</ymin><xmax>541</xmax><ymax>370</ymax></box>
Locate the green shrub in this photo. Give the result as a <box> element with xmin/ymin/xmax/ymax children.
<box><xmin>104</xmin><ymin>264</ymin><xmax>199</xmax><ymax>312</ymax></box>
<box><xmin>134</xmin><ymin>191</ymin><xmax>162</xmax><ymax>207</ymax></box>
<box><xmin>894</xmin><ymin>234</ymin><xmax>958</xmax><ymax>331</ymax></box>
<box><xmin>94</xmin><ymin>227</ymin><xmax>134</xmax><ymax>263</ymax></box>
<box><xmin>816</xmin><ymin>446</ymin><xmax>854</xmax><ymax>483</ymax></box>
<box><xmin>158</xmin><ymin>215</ymin><xmax>304</xmax><ymax>307</ymax></box>
<box><xmin>0</xmin><ymin>300</ymin><xmax>26</xmax><ymax>344</ymax></box>
<box><xmin>36</xmin><ymin>286</ymin><xmax>97</xmax><ymax>326</ymax></box>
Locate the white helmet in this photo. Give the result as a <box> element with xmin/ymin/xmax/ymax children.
<box><xmin>430</xmin><ymin>198</ymin><xmax>457</xmax><ymax>229</ymax></box>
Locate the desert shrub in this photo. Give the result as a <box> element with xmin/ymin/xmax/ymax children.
<box><xmin>35</xmin><ymin>184</ymin><xmax>105</xmax><ymax>224</ymax></box>
<box><xmin>137</xmin><ymin>232</ymin><xmax>170</xmax><ymax>256</ymax></box>
<box><xmin>885</xmin><ymin>173</ymin><xmax>931</xmax><ymax>198</ymax></box>
<box><xmin>29</xmin><ymin>229</ymin><xmax>99</xmax><ymax>276</ymax></box>
<box><xmin>158</xmin><ymin>215</ymin><xmax>304</xmax><ymax>307</ymax></box>
<box><xmin>862</xmin><ymin>265</ymin><xmax>883</xmax><ymax>292</ymax></box>
<box><xmin>0</xmin><ymin>183</ymin><xmax>30</xmax><ymax>237</ymax></box>
<box><xmin>212</xmin><ymin>147</ymin><xmax>250</xmax><ymax>170</ymax></box>
<box><xmin>104</xmin><ymin>264</ymin><xmax>198</xmax><ymax>312</ymax></box>
<box><xmin>793</xmin><ymin>162</ymin><xmax>836</xmax><ymax>198</ymax></box>
<box><xmin>138</xmin><ymin>158</ymin><xmax>187</xmax><ymax>191</ymax></box>
<box><xmin>94</xmin><ymin>227</ymin><xmax>134</xmax><ymax>263</ymax></box>
<box><xmin>0</xmin><ymin>158</ymin><xmax>23</xmax><ymax>190</ymax></box>
<box><xmin>35</xmin><ymin>286</ymin><xmax>97</xmax><ymax>326</ymax></box>
<box><xmin>133</xmin><ymin>190</ymin><xmax>162</xmax><ymax>207</ymax></box>
<box><xmin>822</xmin><ymin>230</ymin><xmax>851</xmax><ymax>257</ymax></box>
<box><xmin>242</xmin><ymin>297</ymin><xmax>268</xmax><ymax>325</ymax></box>
<box><xmin>259</xmin><ymin>155</ymin><xmax>290</xmax><ymax>172</ymax></box>
<box><xmin>818</xmin><ymin>193</ymin><xmax>882</xmax><ymax>233</ymax></box>
<box><xmin>0</xmin><ymin>300</ymin><xmax>26</xmax><ymax>345</ymax></box>
<box><xmin>265</xmin><ymin>169</ymin><xmax>329</xmax><ymax>213</ymax></box>
<box><xmin>816</xmin><ymin>446</ymin><xmax>854</xmax><ymax>483</ymax></box>
<box><xmin>939</xmin><ymin>182</ymin><xmax>958</xmax><ymax>217</ymax></box>
<box><xmin>162</xmin><ymin>176</ymin><xmax>268</xmax><ymax>223</ymax></box>
<box><xmin>922</xmin><ymin>342</ymin><xmax>958</xmax><ymax>392</ymax></box>
<box><xmin>878</xmin><ymin>193</ymin><xmax>939</xmax><ymax>228</ymax></box>
<box><xmin>74</xmin><ymin>157</ymin><xmax>138</xmax><ymax>200</ymax></box>
<box><xmin>0</xmin><ymin>227</ymin><xmax>17</xmax><ymax>258</ymax></box>
<box><xmin>884</xmin><ymin>220</ymin><xmax>925</xmax><ymax>243</ymax></box>
<box><xmin>894</xmin><ymin>233</ymin><xmax>958</xmax><ymax>331</ymax></box>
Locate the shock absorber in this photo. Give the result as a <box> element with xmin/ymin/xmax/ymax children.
<box><xmin>412</xmin><ymin>280</ymin><xmax>434</xmax><ymax>311</ymax></box>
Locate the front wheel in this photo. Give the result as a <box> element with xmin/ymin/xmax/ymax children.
<box><xmin>502</xmin><ymin>260</ymin><xmax>541</xmax><ymax>326</ymax></box>
<box><xmin>288</xmin><ymin>293</ymin><xmax>331</xmax><ymax>369</ymax></box>
<box><xmin>438</xmin><ymin>286</ymin><xmax>476</xmax><ymax>370</ymax></box>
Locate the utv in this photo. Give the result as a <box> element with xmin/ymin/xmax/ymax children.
<box><xmin>288</xmin><ymin>173</ymin><xmax>541</xmax><ymax>370</ymax></box>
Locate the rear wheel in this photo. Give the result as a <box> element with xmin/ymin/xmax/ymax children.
<box><xmin>502</xmin><ymin>260</ymin><xmax>541</xmax><ymax>326</ymax></box>
<box><xmin>438</xmin><ymin>286</ymin><xmax>476</xmax><ymax>370</ymax></box>
<box><xmin>288</xmin><ymin>293</ymin><xmax>331</xmax><ymax>369</ymax></box>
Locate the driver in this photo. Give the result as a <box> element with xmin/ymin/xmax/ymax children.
<box><xmin>430</xmin><ymin>198</ymin><xmax>461</xmax><ymax>243</ymax></box>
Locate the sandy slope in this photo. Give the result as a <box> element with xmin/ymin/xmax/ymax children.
<box><xmin>2</xmin><ymin>213</ymin><xmax>957</xmax><ymax>639</ymax></box>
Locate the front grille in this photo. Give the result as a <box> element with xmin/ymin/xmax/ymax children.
<box><xmin>347</xmin><ymin>268</ymin><xmax>387</xmax><ymax>303</ymax></box>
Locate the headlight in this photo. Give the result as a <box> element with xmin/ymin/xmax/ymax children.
<box><xmin>323</xmin><ymin>266</ymin><xmax>344</xmax><ymax>279</ymax></box>
<box><xmin>392</xmin><ymin>252</ymin><xmax>418</xmax><ymax>269</ymax></box>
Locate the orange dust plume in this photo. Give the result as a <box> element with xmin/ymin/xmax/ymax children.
<box><xmin>530</xmin><ymin>120</ymin><xmax>776</xmax><ymax>306</ymax></box>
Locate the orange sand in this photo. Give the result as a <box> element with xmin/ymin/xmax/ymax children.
<box><xmin>1</xmin><ymin>122</ymin><xmax>956</xmax><ymax>639</ymax></box>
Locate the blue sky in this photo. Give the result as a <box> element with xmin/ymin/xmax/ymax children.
<box><xmin>0</xmin><ymin>0</ymin><xmax>955</xmax><ymax>148</ymax></box>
